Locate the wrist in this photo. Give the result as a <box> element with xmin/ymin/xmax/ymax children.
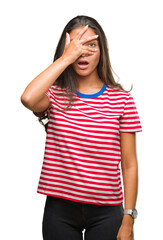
<box><xmin>60</xmin><ymin>54</ymin><xmax>72</xmax><ymax>66</ymax></box>
<box><xmin>122</xmin><ymin>214</ymin><xmax>134</xmax><ymax>225</ymax></box>
<box><xmin>124</xmin><ymin>208</ymin><xmax>138</xmax><ymax>219</ymax></box>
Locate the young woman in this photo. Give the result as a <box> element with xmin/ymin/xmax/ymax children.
<box><xmin>21</xmin><ymin>15</ymin><xmax>142</xmax><ymax>240</ymax></box>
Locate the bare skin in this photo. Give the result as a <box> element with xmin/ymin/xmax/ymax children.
<box><xmin>117</xmin><ymin>132</ymin><xmax>137</xmax><ymax>240</ymax></box>
<box><xmin>21</xmin><ymin>25</ymin><xmax>138</xmax><ymax>240</ymax></box>
<box><xmin>21</xmin><ymin>25</ymin><xmax>99</xmax><ymax>112</ymax></box>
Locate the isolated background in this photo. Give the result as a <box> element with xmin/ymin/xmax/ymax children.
<box><xmin>1</xmin><ymin>0</ymin><xmax>162</xmax><ymax>239</ymax></box>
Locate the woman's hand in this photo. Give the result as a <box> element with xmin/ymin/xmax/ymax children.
<box><xmin>117</xmin><ymin>215</ymin><xmax>134</xmax><ymax>240</ymax></box>
<box><xmin>62</xmin><ymin>25</ymin><xmax>99</xmax><ymax>65</ymax></box>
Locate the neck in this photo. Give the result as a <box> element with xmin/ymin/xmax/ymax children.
<box><xmin>76</xmin><ymin>72</ymin><xmax>103</xmax><ymax>91</ymax></box>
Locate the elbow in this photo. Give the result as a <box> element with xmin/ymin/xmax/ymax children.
<box><xmin>20</xmin><ymin>92</ymin><xmax>34</xmax><ymax>109</ymax></box>
<box><xmin>121</xmin><ymin>157</ymin><xmax>138</xmax><ymax>171</ymax></box>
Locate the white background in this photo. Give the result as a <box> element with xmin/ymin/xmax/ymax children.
<box><xmin>0</xmin><ymin>0</ymin><xmax>162</xmax><ymax>239</ymax></box>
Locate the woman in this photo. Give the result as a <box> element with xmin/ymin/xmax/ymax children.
<box><xmin>21</xmin><ymin>15</ymin><xmax>142</xmax><ymax>240</ymax></box>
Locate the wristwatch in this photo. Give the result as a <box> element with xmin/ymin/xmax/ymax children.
<box><xmin>123</xmin><ymin>209</ymin><xmax>138</xmax><ymax>219</ymax></box>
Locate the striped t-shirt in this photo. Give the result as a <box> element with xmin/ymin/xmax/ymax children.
<box><xmin>34</xmin><ymin>83</ymin><xmax>142</xmax><ymax>206</ymax></box>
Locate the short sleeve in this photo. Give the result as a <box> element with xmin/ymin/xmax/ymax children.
<box><xmin>45</xmin><ymin>87</ymin><xmax>54</xmax><ymax>103</ymax></box>
<box><xmin>119</xmin><ymin>93</ymin><xmax>142</xmax><ymax>132</ymax></box>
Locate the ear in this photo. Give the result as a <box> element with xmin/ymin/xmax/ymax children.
<box><xmin>65</xmin><ymin>32</ymin><xmax>70</xmax><ymax>45</ymax></box>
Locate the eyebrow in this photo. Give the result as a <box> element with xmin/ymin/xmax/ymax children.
<box><xmin>87</xmin><ymin>39</ymin><xmax>98</xmax><ymax>43</ymax></box>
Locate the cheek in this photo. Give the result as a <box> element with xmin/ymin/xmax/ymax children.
<box><xmin>91</xmin><ymin>51</ymin><xmax>100</xmax><ymax>66</ymax></box>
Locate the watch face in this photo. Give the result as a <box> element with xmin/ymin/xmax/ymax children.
<box><xmin>132</xmin><ymin>209</ymin><xmax>138</xmax><ymax>218</ymax></box>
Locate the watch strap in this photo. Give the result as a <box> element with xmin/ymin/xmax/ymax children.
<box><xmin>124</xmin><ymin>209</ymin><xmax>133</xmax><ymax>215</ymax></box>
<box><xmin>123</xmin><ymin>209</ymin><xmax>138</xmax><ymax>219</ymax></box>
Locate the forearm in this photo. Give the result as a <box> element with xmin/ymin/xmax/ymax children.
<box><xmin>121</xmin><ymin>161</ymin><xmax>138</xmax><ymax>226</ymax></box>
<box><xmin>21</xmin><ymin>56</ymin><xmax>70</xmax><ymax>108</ymax></box>
<box><xmin>117</xmin><ymin>163</ymin><xmax>138</xmax><ymax>239</ymax></box>
<box><xmin>122</xmin><ymin>161</ymin><xmax>138</xmax><ymax>210</ymax></box>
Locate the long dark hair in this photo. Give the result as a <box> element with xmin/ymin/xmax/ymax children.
<box><xmin>39</xmin><ymin>15</ymin><xmax>131</xmax><ymax>130</ymax></box>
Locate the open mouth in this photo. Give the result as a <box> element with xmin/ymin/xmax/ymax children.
<box><xmin>78</xmin><ymin>61</ymin><xmax>88</xmax><ymax>65</ymax></box>
<box><xmin>77</xmin><ymin>61</ymin><xmax>89</xmax><ymax>69</ymax></box>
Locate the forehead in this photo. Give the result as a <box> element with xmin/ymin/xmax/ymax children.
<box><xmin>69</xmin><ymin>27</ymin><xmax>96</xmax><ymax>39</ymax></box>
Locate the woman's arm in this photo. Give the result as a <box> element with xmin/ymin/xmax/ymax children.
<box><xmin>20</xmin><ymin>57</ymin><xmax>70</xmax><ymax>112</ymax></box>
<box><xmin>117</xmin><ymin>132</ymin><xmax>138</xmax><ymax>240</ymax></box>
<box><xmin>20</xmin><ymin>25</ymin><xmax>98</xmax><ymax>113</ymax></box>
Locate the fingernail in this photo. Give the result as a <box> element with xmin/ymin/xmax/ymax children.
<box><xmin>95</xmin><ymin>35</ymin><xmax>99</xmax><ymax>38</ymax></box>
<box><xmin>85</xmin><ymin>25</ymin><xmax>89</xmax><ymax>28</ymax></box>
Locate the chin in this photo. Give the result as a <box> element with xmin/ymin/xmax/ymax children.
<box><xmin>73</xmin><ymin>67</ymin><xmax>97</xmax><ymax>78</ymax></box>
<box><xmin>76</xmin><ymin>71</ymin><xmax>91</xmax><ymax>77</ymax></box>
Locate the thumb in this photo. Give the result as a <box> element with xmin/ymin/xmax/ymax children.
<box><xmin>65</xmin><ymin>32</ymin><xmax>70</xmax><ymax>45</ymax></box>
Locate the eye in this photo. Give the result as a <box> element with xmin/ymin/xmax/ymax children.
<box><xmin>88</xmin><ymin>42</ymin><xmax>96</xmax><ymax>47</ymax></box>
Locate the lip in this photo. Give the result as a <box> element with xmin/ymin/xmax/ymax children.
<box><xmin>77</xmin><ymin>60</ymin><xmax>89</xmax><ymax>70</ymax></box>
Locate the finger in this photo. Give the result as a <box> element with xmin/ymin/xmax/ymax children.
<box><xmin>80</xmin><ymin>34</ymin><xmax>99</xmax><ymax>44</ymax></box>
<box><xmin>82</xmin><ymin>45</ymin><xmax>98</xmax><ymax>53</ymax></box>
<box><xmin>80</xmin><ymin>51</ymin><xmax>95</xmax><ymax>57</ymax></box>
<box><xmin>81</xmin><ymin>47</ymin><xmax>98</xmax><ymax>56</ymax></box>
<box><xmin>76</xmin><ymin>25</ymin><xmax>89</xmax><ymax>39</ymax></box>
<box><xmin>65</xmin><ymin>32</ymin><xmax>70</xmax><ymax>45</ymax></box>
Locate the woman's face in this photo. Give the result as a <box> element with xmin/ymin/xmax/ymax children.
<box><xmin>70</xmin><ymin>26</ymin><xmax>100</xmax><ymax>78</ymax></box>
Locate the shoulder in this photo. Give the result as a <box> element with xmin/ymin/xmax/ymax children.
<box><xmin>48</xmin><ymin>84</ymin><xmax>68</xmax><ymax>96</ymax></box>
<box><xmin>105</xmin><ymin>85</ymin><xmax>131</xmax><ymax>101</ymax></box>
<box><xmin>50</xmin><ymin>84</ymin><xmax>62</xmax><ymax>92</ymax></box>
